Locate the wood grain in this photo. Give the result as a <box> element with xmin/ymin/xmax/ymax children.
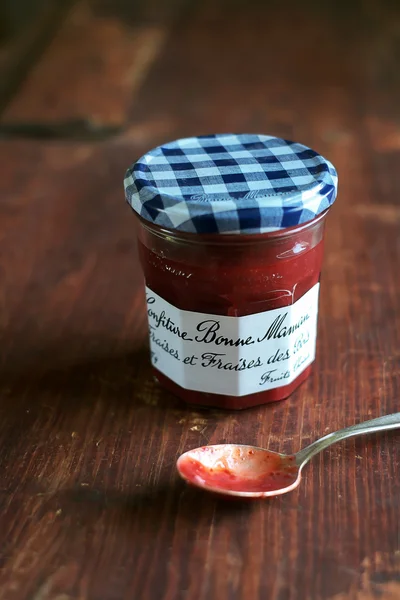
<box><xmin>0</xmin><ymin>1</ymin><xmax>167</xmax><ymax>127</ymax></box>
<box><xmin>0</xmin><ymin>0</ymin><xmax>399</xmax><ymax>599</ymax></box>
<box><xmin>0</xmin><ymin>0</ymin><xmax>73</xmax><ymax>114</ymax></box>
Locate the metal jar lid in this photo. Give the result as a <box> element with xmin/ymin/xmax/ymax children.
<box><xmin>124</xmin><ymin>134</ymin><xmax>338</xmax><ymax>234</ymax></box>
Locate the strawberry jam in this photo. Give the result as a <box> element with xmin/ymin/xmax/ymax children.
<box><xmin>124</xmin><ymin>134</ymin><xmax>337</xmax><ymax>409</ymax></box>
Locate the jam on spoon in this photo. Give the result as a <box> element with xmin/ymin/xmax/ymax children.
<box><xmin>177</xmin><ymin>413</ymin><xmax>400</xmax><ymax>498</ymax></box>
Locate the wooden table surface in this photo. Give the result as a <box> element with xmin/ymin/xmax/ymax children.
<box><xmin>0</xmin><ymin>0</ymin><xmax>399</xmax><ymax>598</ymax></box>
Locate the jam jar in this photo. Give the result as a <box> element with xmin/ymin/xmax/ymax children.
<box><xmin>124</xmin><ymin>134</ymin><xmax>338</xmax><ymax>409</ymax></box>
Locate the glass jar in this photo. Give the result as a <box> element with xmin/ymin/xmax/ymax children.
<box><xmin>124</xmin><ymin>134</ymin><xmax>338</xmax><ymax>409</ymax></box>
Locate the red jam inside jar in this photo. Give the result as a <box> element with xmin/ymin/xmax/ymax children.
<box><xmin>137</xmin><ymin>213</ymin><xmax>326</xmax><ymax>409</ymax></box>
<box><xmin>124</xmin><ymin>134</ymin><xmax>337</xmax><ymax>409</ymax></box>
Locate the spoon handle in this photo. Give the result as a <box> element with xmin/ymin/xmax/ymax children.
<box><xmin>295</xmin><ymin>412</ymin><xmax>400</xmax><ymax>466</ymax></box>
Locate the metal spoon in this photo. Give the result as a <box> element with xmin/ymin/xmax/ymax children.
<box><xmin>177</xmin><ymin>413</ymin><xmax>400</xmax><ymax>498</ymax></box>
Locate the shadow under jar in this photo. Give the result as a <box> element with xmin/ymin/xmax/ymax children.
<box><xmin>124</xmin><ymin>134</ymin><xmax>338</xmax><ymax>409</ymax></box>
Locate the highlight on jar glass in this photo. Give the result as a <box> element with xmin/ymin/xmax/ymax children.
<box><xmin>124</xmin><ymin>134</ymin><xmax>338</xmax><ymax>410</ymax></box>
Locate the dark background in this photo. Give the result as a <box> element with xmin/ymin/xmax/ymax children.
<box><xmin>0</xmin><ymin>1</ymin><xmax>399</xmax><ymax>599</ymax></box>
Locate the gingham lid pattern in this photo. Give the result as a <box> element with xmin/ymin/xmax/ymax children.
<box><xmin>124</xmin><ymin>134</ymin><xmax>338</xmax><ymax>234</ymax></box>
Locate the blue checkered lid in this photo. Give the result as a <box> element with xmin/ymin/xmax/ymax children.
<box><xmin>124</xmin><ymin>134</ymin><xmax>338</xmax><ymax>234</ymax></box>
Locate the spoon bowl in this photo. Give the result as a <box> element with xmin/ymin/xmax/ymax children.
<box><xmin>177</xmin><ymin>413</ymin><xmax>400</xmax><ymax>498</ymax></box>
<box><xmin>177</xmin><ymin>444</ymin><xmax>301</xmax><ymax>497</ymax></box>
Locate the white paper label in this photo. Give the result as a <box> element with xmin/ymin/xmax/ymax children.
<box><xmin>146</xmin><ymin>283</ymin><xmax>320</xmax><ymax>397</ymax></box>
